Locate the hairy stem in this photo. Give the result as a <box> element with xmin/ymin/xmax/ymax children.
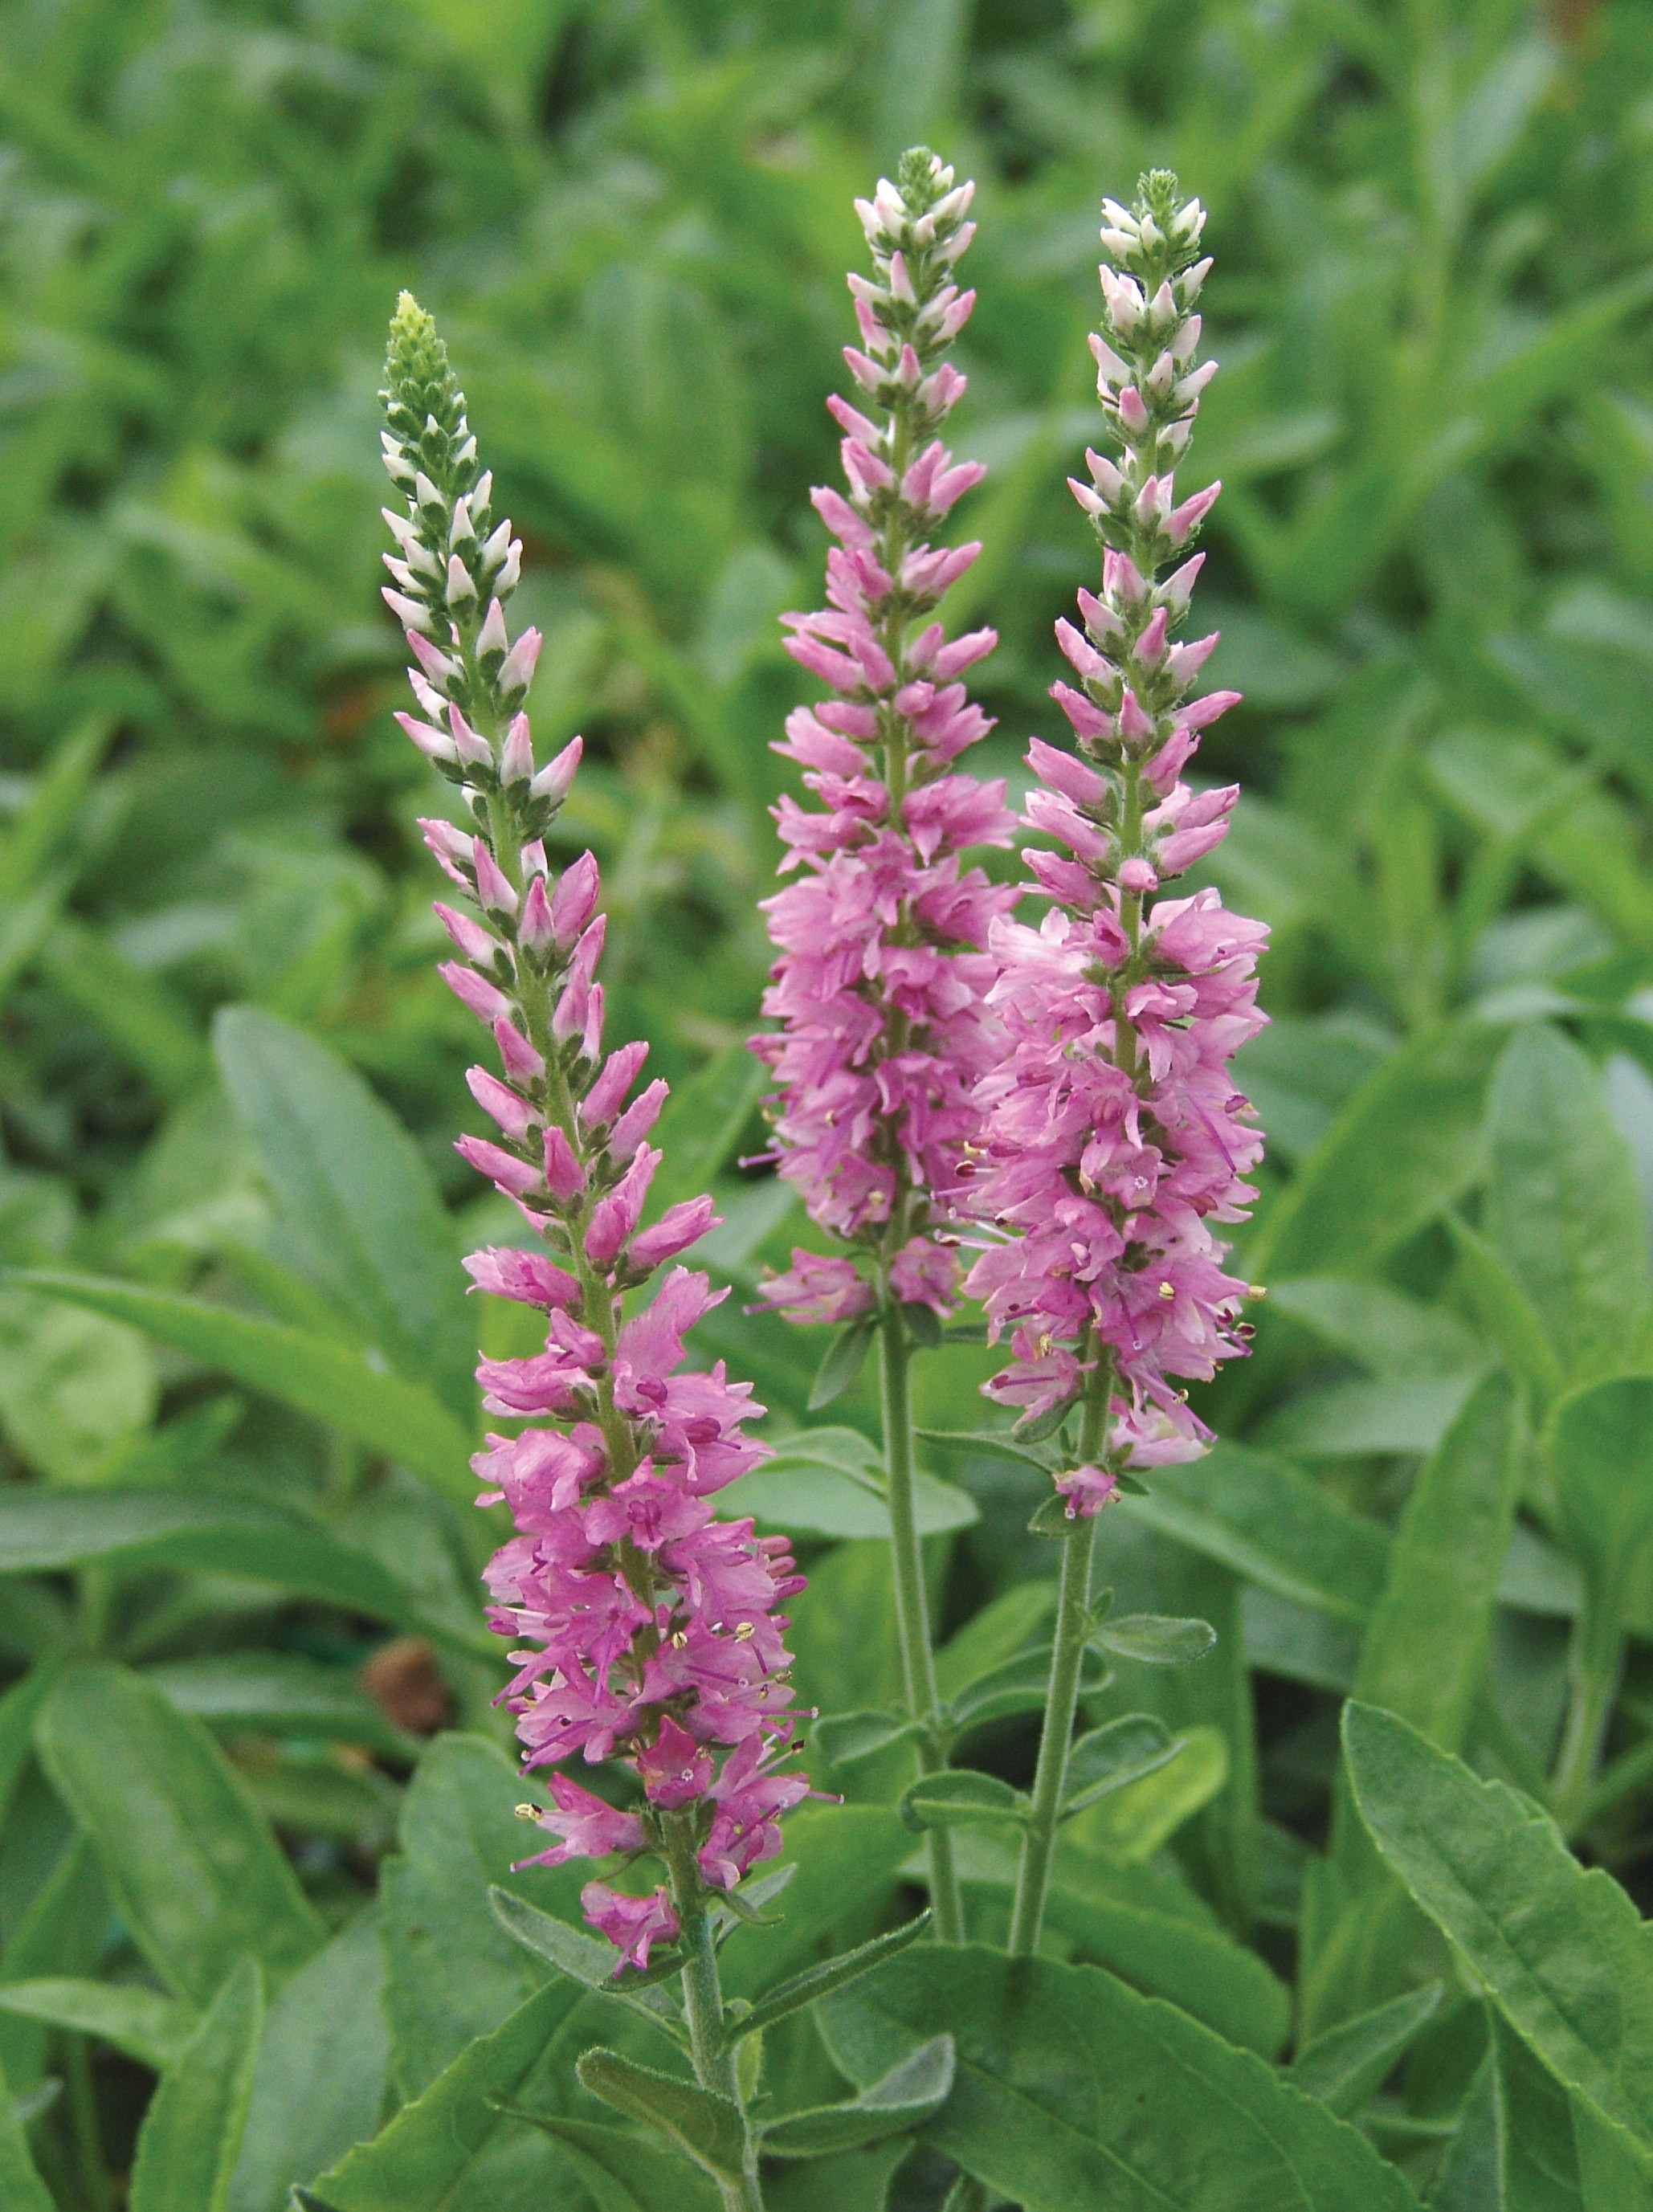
<box><xmin>664</xmin><ymin>1819</ymin><xmax>766</xmax><ymax>2212</ymax></box>
<box><xmin>1008</xmin><ymin>1352</ymin><xmax>1112</xmax><ymax>1957</ymax></box>
<box><xmin>879</xmin><ymin>1301</ymin><xmax>967</xmax><ymax>1945</ymax></box>
<box><xmin>1554</xmin><ymin>1605</ymin><xmax>1623</xmax><ymax>1835</ymax></box>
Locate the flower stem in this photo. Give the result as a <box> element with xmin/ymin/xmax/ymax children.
<box><xmin>878</xmin><ymin>1301</ymin><xmax>967</xmax><ymax>1945</ymax></box>
<box><xmin>1007</xmin><ymin>1354</ymin><xmax>1112</xmax><ymax>1957</ymax></box>
<box><xmin>1554</xmin><ymin>1604</ymin><xmax>1623</xmax><ymax>1835</ymax></box>
<box><xmin>664</xmin><ymin>1819</ymin><xmax>766</xmax><ymax>2212</ymax></box>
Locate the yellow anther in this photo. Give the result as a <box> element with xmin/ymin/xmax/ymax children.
<box><xmin>514</xmin><ymin>1803</ymin><xmax>541</xmax><ymax>1821</ymax></box>
<box><xmin>1158</xmin><ymin>1281</ymin><xmax>1176</xmax><ymax>1300</ymax></box>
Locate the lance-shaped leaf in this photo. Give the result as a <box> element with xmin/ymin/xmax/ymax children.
<box><xmin>725</xmin><ymin>1915</ymin><xmax>932</xmax><ymax>2046</ymax></box>
<box><xmin>0</xmin><ymin>2051</ymin><xmax>53</xmax><ymax>2212</ymax></box>
<box><xmin>724</xmin><ymin>1433</ymin><xmax>976</xmax><ymax>1538</ymax></box>
<box><xmin>482</xmin><ymin>2110</ymin><xmax>718</xmax><ymax>2212</ymax></box>
<box><xmin>812</xmin><ymin>1709</ymin><xmax>926</xmax><ymax>1769</ymax></box>
<box><xmin>1060</xmin><ymin>1716</ymin><xmax>1179</xmax><ymax>1819</ymax></box>
<box><xmin>900</xmin><ymin>1770</ymin><xmax>1029</xmax><ymax>1833</ymax></box>
<box><xmin>1344</xmin><ymin>1701</ymin><xmax>1653</xmax><ymax>2147</ymax></box>
<box><xmin>0</xmin><ymin>1979</ymin><xmax>194</xmax><ymax>2073</ymax></box>
<box><xmin>916</xmin><ymin>1429</ymin><xmax>1055</xmax><ymax>1471</ymax></box>
<box><xmin>760</xmin><ymin>2034</ymin><xmax>955</xmax><ymax>2158</ymax></box>
<box><xmin>808</xmin><ymin>1315</ymin><xmax>876</xmax><ymax>1410</ymax></box>
<box><xmin>487</xmin><ymin>1887</ymin><xmax>685</xmax><ymax>2042</ymax></box>
<box><xmin>0</xmin><ymin>1271</ymin><xmax>475</xmax><ymax>1507</ymax></box>
<box><xmin>35</xmin><ymin>1665</ymin><xmax>324</xmax><ymax>2006</ymax></box>
<box><xmin>575</xmin><ymin>2049</ymin><xmax>747</xmax><ymax>2185</ymax></box>
<box><xmin>1288</xmin><ymin>1984</ymin><xmax>1445</xmax><ymax>2117</ymax></box>
<box><xmin>1089</xmin><ymin>1614</ymin><xmax>1216</xmax><ymax>1667</ymax></box>
<box><xmin>129</xmin><ymin>1954</ymin><xmax>263</xmax><ymax>2212</ymax></box>
<box><xmin>945</xmin><ymin>1646</ymin><xmax>1112</xmax><ymax>1732</ymax></box>
<box><xmin>308</xmin><ymin>1980</ymin><xmax>584</xmax><ymax>2210</ymax></box>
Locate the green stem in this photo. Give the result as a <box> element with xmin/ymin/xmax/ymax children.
<box><xmin>878</xmin><ymin>1304</ymin><xmax>966</xmax><ymax>1945</ymax></box>
<box><xmin>1554</xmin><ymin>1606</ymin><xmax>1623</xmax><ymax>1834</ymax></box>
<box><xmin>67</xmin><ymin>2031</ymin><xmax>113</xmax><ymax>2212</ymax></box>
<box><xmin>1007</xmin><ymin>1353</ymin><xmax>1112</xmax><ymax>1957</ymax></box>
<box><xmin>663</xmin><ymin>1819</ymin><xmax>765</xmax><ymax>2212</ymax></box>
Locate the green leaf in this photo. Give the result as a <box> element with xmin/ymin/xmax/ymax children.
<box><xmin>761</xmin><ymin>2034</ymin><xmax>954</xmax><ymax>2158</ymax></box>
<box><xmin>916</xmin><ymin>1429</ymin><xmax>1050</xmax><ymax>1471</ymax></box>
<box><xmin>807</xmin><ymin>1316</ymin><xmax>877</xmax><ymax>1410</ymax></box>
<box><xmin>1548</xmin><ymin>1377</ymin><xmax>1653</xmax><ymax>1656</ymax></box>
<box><xmin>0</xmin><ymin>715</ymin><xmax>112</xmax><ymax>904</ymax></box>
<box><xmin>40</xmin><ymin>918</ymin><xmax>212</xmax><ymax>1102</ymax></box>
<box><xmin>0</xmin><ymin>2050</ymin><xmax>53</xmax><ymax>2212</ymax></box>
<box><xmin>0</xmin><ymin>1285</ymin><xmax>157</xmax><ymax>1481</ymax></box>
<box><xmin>0</xmin><ymin>1978</ymin><xmax>193</xmax><ymax>2072</ymax></box>
<box><xmin>1124</xmin><ymin>1441</ymin><xmax>1389</xmax><ymax>1625</ymax></box>
<box><xmin>1060</xmin><ymin>1717</ymin><xmax>1179</xmax><ymax>1818</ymax></box>
<box><xmin>818</xmin><ymin>1945</ymin><xmax>1422</xmax><ymax>2211</ymax></box>
<box><xmin>900</xmin><ymin>1301</ymin><xmax>941</xmax><ymax>1350</ymax></box>
<box><xmin>1068</xmin><ymin>1728</ymin><xmax>1230</xmax><ymax>1862</ymax></box>
<box><xmin>1288</xmin><ymin>1983</ymin><xmax>1445</xmax><ymax>2117</ymax></box>
<box><xmin>720</xmin><ymin>1436</ymin><xmax>976</xmax><ymax>1539</ymax></box>
<box><xmin>35</xmin><ymin>1665</ymin><xmax>324</xmax><ymax>2007</ymax></box>
<box><xmin>0</xmin><ymin>1272</ymin><xmax>475</xmax><ymax>1507</ymax></box>
<box><xmin>1346</xmin><ymin>1373</ymin><xmax>1521</xmax><ymax>1756</ymax></box>
<box><xmin>145</xmin><ymin>1652</ymin><xmax>418</xmax><ymax>1762</ymax></box>
<box><xmin>129</xmin><ymin>1954</ymin><xmax>263</xmax><ymax>2212</ymax></box>
<box><xmin>214</xmin><ymin>1007</ymin><xmax>475</xmax><ymax>1427</ymax></box>
<box><xmin>1485</xmin><ymin>1025</ymin><xmax>1650</xmax><ymax>1380</ymax></box>
<box><xmin>309</xmin><ymin>1980</ymin><xmax>584</xmax><ymax>2211</ymax></box>
<box><xmin>575</xmin><ymin>2048</ymin><xmax>746</xmax><ymax>2184</ymax></box>
<box><xmin>812</xmin><ymin>1710</ymin><xmax>925</xmax><ymax>1769</ymax></box>
<box><xmin>1247</xmin><ymin>1018</ymin><xmax>1507</xmax><ymax>1279</ymax></box>
<box><xmin>227</xmin><ymin>1911</ymin><xmax>388</xmax><ymax>2212</ymax></box>
<box><xmin>724</xmin><ymin>1915</ymin><xmax>932</xmax><ymax>2046</ymax></box>
<box><xmin>482</xmin><ymin>2111</ymin><xmax>717</xmax><ymax>2212</ymax></box>
<box><xmin>900</xmin><ymin>1769</ymin><xmax>1029</xmax><ymax>1832</ymax></box>
<box><xmin>643</xmin><ymin>1043</ymin><xmax>767</xmax><ymax>1225</ymax></box>
<box><xmin>0</xmin><ymin>1486</ymin><xmax>487</xmax><ymax>1660</ymax></box>
<box><xmin>1344</xmin><ymin>1701</ymin><xmax>1653</xmax><ymax>2147</ymax></box>
<box><xmin>1255</xmin><ymin>1373</ymin><xmax>1479</xmax><ymax>1457</ymax></box>
<box><xmin>485</xmin><ymin>1888</ymin><xmax>684</xmax><ymax>2046</ymax></box>
<box><xmin>380</xmin><ymin>1736</ymin><xmax>582</xmax><ymax>2100</ymax></box>
<box><xmin>945</xmin><ymin>1644</ymin><xmax>1112</xmax><ymax>1732</ymax></box>
<box><xmin>1445</xmin><ymin>1214</ymin><xmax>1566</xmax><ymax>1417</ymax></box>
<box><xmin>1090</xmin><ymin>1614</ymin><xmax>1216</xmax><ymax>1667</ymax></box>
<box><xmin>1267</xmin><ymin>1277</ymin><xmax>1487</xmax><ymax>1379</ymax></box>
<box><xmin>716</xmin><ymin>1806</ymin><xmax>918</xmax><ymax>2000</ymax></box>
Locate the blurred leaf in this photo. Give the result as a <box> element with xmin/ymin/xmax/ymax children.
<box><xmin>35</xmin><ymin>1664</ymin><xmax>324</xmax><ymax>2007</ymax></box>
<box><xmin>471</xmin><ymin>2111</ymin><xmax>716</xmax><ymax>2212</ymax></box>
<box><xmin>308</xmin><ymin>1980</ymin><xmax>582</xmax><ymax>2212</ymax></box>
<box><xmin>1249</xmin><ymin>1020</ymin><xmax>1508</xmax><ymax>1280</ymax></box>
<box><xmin>1068</xmin><ymin>1727</ymin><xmax>1228</xmax><ymax>1862</ymax></box>
<box><xmin>1267</xmin><ymin>1277</ymin><xmax>1487</xmax><ymax>1380</ymax></box>
<box><xmin>643</xmin><ymin>1044</ymin><xmax>768</xmax><ymax>1225</ymax></box>
<box><xmin>145</xmin><ymin>1652</ymin><xmax>418</xmax><ymax>1762</ymax></box>
<box><xmin>806</xmin><ymin>1316</ymin><xmax>877</xmax><ymax>1411</ymax></box>
<box><xmin>214</xmin><ymin>1007</ymin><xmax>475</xmax><ymax>1425</ymax></box>
<box><xmin>0</xmin><ymin>1977</ymin><xmax>192</xmax><ymax>2072</ymax></box>
<box><xmin>3</xmin><ymin>1271</ymin><xmax>475</xmax><ymax>1505</ymax></box>
<box><xmin>228</xmin><ymin>1911</ymin><xmax>388</xmax><ymax>2212</ymax></box>
<box><xmin>39</xmin><ymin>917</ymin><xmax>211</xmax><ymax>1100</ymax></box>
<box><xmin>0</xmin><ymin>1287</ymin><xmax>157</xmax><ymax>1481</ymax></box>
<box><xmin>129</xmin><ymin>1954</ymin><xmax>263</xmax><ymax>2212</ymax></box>
<box><xmin>720</xmin><ymin>1453</ymin><xmax>976</xmax><ymax>1538</ymax></box>
<box><xmin>759</xmin><ymin>2034</ymin><xmax>955</xmax><ymax>2158</ymax></box>
<box><xmin>1288</xmin><ymin>1984</ymin><xmax>1444</xmax><ymax>2118</ymax></box>
<box><xmin>1485</xmin><ymin>1026</ymin><xmax>1650</xmax><ymax>1381</ymax></box>
<box><xmin>0</xmin><ymin>2049</ymin><xmax>52</xmax><ymax>2212</ymax></box>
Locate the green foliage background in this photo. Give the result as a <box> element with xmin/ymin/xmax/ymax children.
<box><xmin>3</xmin><ymin>0</ymin><xmax>1653</xmax><ymax>2205</ymax></box>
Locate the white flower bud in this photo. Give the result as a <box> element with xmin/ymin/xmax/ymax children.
<box><xmin>446</xmin><ymin>553</ymin><xmax>476</xmax><ymax>605</ymax></box>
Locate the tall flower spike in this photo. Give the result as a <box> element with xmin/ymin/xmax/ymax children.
<box><xmin>749</xmin><ymin>149</ymin><xmax>1014</xmax><ymax>1952</ymax></box>
<box><xmin>752</xmin><ymin>145</ymin><xmax>1016</xmax><ymax>1300</ymax></box>
<box><xmin>380</xmin><ymin>298</ymin><xmax>810</xmax><ymax>1993</ymax></box>
<box><xmin>966</xmin><ymin>173</ymin><xmax>1267</xmax><ymax>1485</ymax></box>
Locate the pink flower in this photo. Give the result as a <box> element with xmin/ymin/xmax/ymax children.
<box><xmin>753</xmin><ymin>1250</ymin><xmax>875</xmax><ymax>1325</ymax></box>
<box><xmin>513</xmin><ymin>1773</ymin><xmax>644</xmax><ymax>1869</ymax></box>
<box><xmin>1053</xmin><ymin>1463</ymin><xmax>1120</xmax><ymax>1519</ymax></box>
<box><xmin>580</xmin><ymin>1883</ymin><xmax>680</xmax><ymax>1973</ymax></box>
<box><xmin>889</xmin><ymin>1235</ymin><xmax>959</xmax><ymax>1316</ymax></box>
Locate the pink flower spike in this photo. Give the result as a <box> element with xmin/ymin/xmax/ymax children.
<box><xmin>434</xmin><ymin>902</ymin><xmax>500</xmax><ymax>966</ymax></box>
<box><xmin>394</xmin><ymin>711</ymin><xmax>458</xmax><ymax>765</ymax></box>
<box><xmin>1053</xmin><ymin>1464</ymin><xmax>1120</xmax><ymax>1519</ymax></box>
<box><xmin>637</xmin><ymin>1716</ymin><xmax>714</xmax><ymax>1809</ymax></box>
<box><xmin>472</xmin><ymin>841</ymin><xmax>519</xmax><ymax>916</ymax></box>
<box><xmin>447</xmin><ymin>706</ymin><xmax>492</xmax><ymax>769</ymax></box>
<box><xmin>754</xmin><ymin>1251</ymin><xmax>874</xmax><ymax>1327</ymax></box>
<box><xmin>890</xmin><ymin>1236</ymin><xmax>958</xmax><ymax>1316</ymax></box>
<box><xmin>463</xmin><ymin>1245</ymin><xmax>579</xmax><ymax>1308</ymax></box>
<box><xmin>1117</xmin><ymin>857</ymin><xmax>1158</xmax><ymax>893</ymax></box>
<box><xmin>580</xmin><ymin>1883</ymin><xmax>680</xmax><ymax>1973</ymax></box>
<box><xmin>609</xmin><ymin>1078</ymin><xmax>669</xmax><ymax>1161</ymax></box>
<box><xmin>1165</xmin><ymin>480</ymin><xmax>1221</xmax><ymax>547</ymax></box>
<box><xmin>382</xmin><ymin>586</ymin><xmax>432</xmax><ymax>634</ymax></box>
<box><xmin>541</xmin><ymin>1124</ymin><xmax>586</xmax><ymax>1201</ymax></box>
<box><xmin>629</xmin><ymin>1196</ymin><xmax>719</xmax><ymax>1271</ymax></box>
<box><xmin>582</xmin><ymin>1040</ymin><xmax>649</xmax><ymax>1128</ymax></box>
<box><xmin>515</xmin><ymin>1775</ymin><xmax>644</xmax><ymax>1868</ymax></box>
<box><xmin>1027</xmin><ymin>738</ymin><xmax>1109</xmax><ymax>806</ymax></box>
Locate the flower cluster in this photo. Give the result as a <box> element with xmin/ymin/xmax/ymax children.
<box><xmin>752</xmin><ymin>149</ymin><xmax>1018</xmax><ymax>1316</ymax></box>
<box><xmin>382</xmin><ymin>296</ymin><xmax>809</xmax><ymax>1970</ymax></box>
<box><xmin>964</xmin><ymin>175</ymin><xmax>1268</xmax><ymax>1500</ymax></box>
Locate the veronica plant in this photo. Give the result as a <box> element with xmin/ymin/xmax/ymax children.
<box><xmin>964</xmin><ymin>175</ymin><xmax>1268</xmax><ymax>1953</ymax></box>
<box><xmin>381</xmin><ymin>299</ymin><xmax>895</xmax><ymax>2210</ymax></box>
<box><xmin>751</xmin><ymin>149</ymin><xmax>1013</xmax><ymax>1945</ymax></box>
